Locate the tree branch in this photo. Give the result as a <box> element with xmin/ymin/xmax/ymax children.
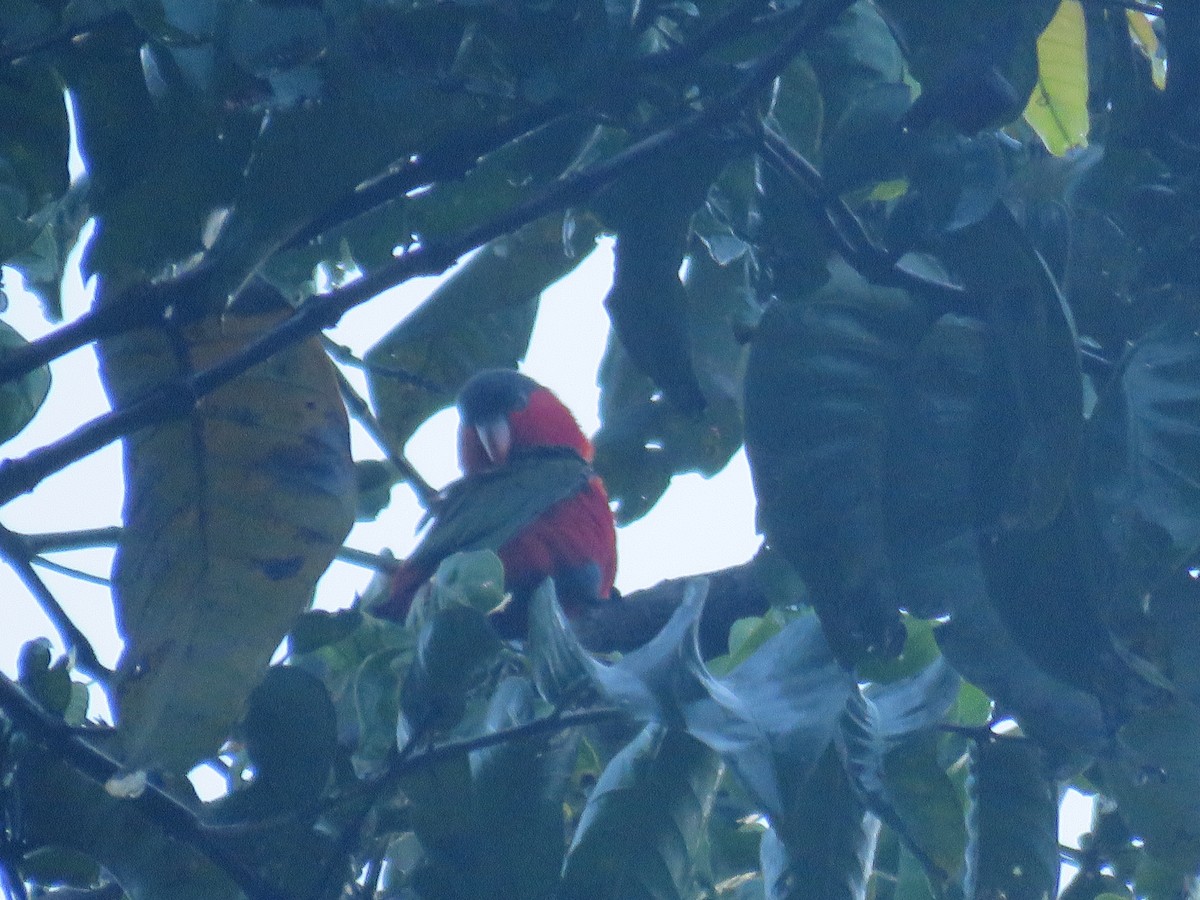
<box><xmin>331</xmin><ymin>365</ymin><xmax>439</xmax><ymax>510</ymax></box>
<box><xmin>0</xmin><ymin>674</ymin><xmax>291</xmax><ymax>900</ymax></box>
<box><xmin>759</xmin><ymin>125</ymin><xmax>970</xmax><ymax>310</ymax></box>
<box><xmin>0</xmin><ymin>525</ymin><xmax>111</xmax><ymax>683</ymax></box>
<box><xmin>0</xmin><ymin>0</ymin><xmax>857</xmax><ymax>509</ymax></box>
<box><xmin>575</xmin><ymin>562</ymin><xmax>772</xmax><ymax>657</ymax></box>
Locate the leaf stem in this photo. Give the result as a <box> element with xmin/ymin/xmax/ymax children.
<box><xmin>330</xmin><ymin>363</ymin><xmax>440</xmax><ymax>509</ymax></box>
<box><xmin>0</xmin><ymin>524</ymin><xmax>111</xmax><ymax>683</ymax></box>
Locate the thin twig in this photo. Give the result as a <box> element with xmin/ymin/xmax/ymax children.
<box><xmin>209</xmin><ymin>706</ymin><xmax>625</xmax><ymax>839</ymax></box>
<box><xmin>330</xmin><ymin>363</ymin><xmax>439</xmax><ymax>509</ymax></box>
<box><xmin>30</xmin><ymin>556</ymin><xmax>111</xmax><ymax>587</ymax></box>
<box><xmin>0</xmin><ymin>0</ymin><xmax>856</xmax><ymax>510</ymax></box>
<box><xmin>0</xmin><ymin>524</ymin><xmax>111</xmax><ymax>683</ymax></box>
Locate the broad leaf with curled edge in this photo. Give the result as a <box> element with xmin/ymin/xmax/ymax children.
<box><xmin>366</xmin><ymin>211</ymin><xmax>599</xmax><ymax>452</ymax></box>
<box><xmin>593</xmin><ymin>247</ymin><xmax>751</xmax><ymax>524</ymax></box>
<box><xmin>528</xmin><ymin>580</ymin><xmax>857</xmax><ymax>823</ymax></box>
<box><xmin>0</xmin><ymin>319</ymin><xmax>50</xmax><ymax>445</ymax></box>
<box><xmin>965</xmin><ymin>738</ymin><xmax>1059</xmax><ymax>900</ymax></box>
<box><xmin>838</xmin><ymin>661</ymin><xmax>965</xmax><ymax>885</ymax></box>
<box><xmin>100</xmin><ymin>311</ymin><xmax>355</xmax><ymax>773</ymax></box>
<box><xmin>939</xmin><ymin>200</ymin><xmax>1083</xmax><ymax>533</ymax></box>
<box><xmin>1088</xmin><ymin>318</ymin><xmax>1200</xmax><ymax>604</ymax></box>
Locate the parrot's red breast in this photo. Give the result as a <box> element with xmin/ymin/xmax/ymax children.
<box><xmin>375</xmin><ymin>369</ymin><xmax>617</xmax><ymax>633</ymax></box>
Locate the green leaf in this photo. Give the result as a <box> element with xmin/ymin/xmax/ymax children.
<box><xmin>1103</xmin><ymin>704</ymin><xmax>1200</xmax><ymax>872</ymax></box>
<box><xmin>885</xmin><ymin>734</ymin><xmax>969</xmax><ymax>883</ymax></box>
<box><xmin>594</xmin><ymin>246</ymin><xmax>751</xmax><ymax>523</ymax></box>
<box><xmin>761</xmin><ymin>745</ymin><xmax>880</xmax><ymax>900</ymax></box>
<box><xmin>102</xmin><ymin>313</ymin><xmax>355</xmax><ymax>772</ymax></box>
<box><xmin>461</xmin><ymin>677</ymin><xmax>579</xmax><ymax>900</ymax></box>
<box><xmin>939</xmin><ymin>201</ymin><xmax>1082</xmax><ymax>533</ymax></box>
<box><xmin>351</xmin><ymin>647</ymin><xmax>406</xmax><ymax>776</ymax></box>
<box><xmin>560</xmin><ymin>724</ymin><xmax>723</xmax><ymax>900</ymax></box>
<box><xmin>744</xmin><ymin>260</ymin><xmax>928</xmax><ymax>662</ymax></box>
<box><xmin>408</xmin><ymin>676</ymin><xmax>575</xmax><ymax>900</ymax></box>
<box><xmin>0</xmin><ymin>318</ymin><xmax>50</xmax><ymax>443</ymax></box>
<box><xmin>965</xmin><ymin>738</ymin><xmax>1059</xmax><ymax>900</ymax></box>
<box><xmin>1023</xmin><ymin>0</ymin><xmax>1089</xmax><ymax>156</ymax></box>
<box><xmin>821</xmin><ymin>83</ymin><xmax>912</xmax><ymax>196</ymax></box>
<box><xmin>594</xmin><ymin>133</ymin><xmax>734</xmax><ymax>415</ymax></box>
<box><xmin>935</xmin><ymin>585</ymin><xmax>1106</xmax><ymax>758</ymax></box>
<box><xmin>0</xmin><ymin>62</ymin><xmax>70</xmax><ymax>219</ymax></box>
<box><xmin>366</xmin><ymin>212</ymin><xmax>596</xmax><ymax>450</ymax></box>
<box><xmin>712</xmin><ymin>613</ymin><xmax>857</xmax><ymax>825</ymax></box>
<box><xmin>870</xmin><ymin>657</ymin><xmax>962</xmax><ymax>744</ymax></box>
<box><xmin>1088</xmin><ymin>318</ymin><xmax>1200</xmax><ymax>603</ymax></box>
<box><xmin>206</xmin><ymin>666</ymin><xmax>337</xmax><ymax>821</ymax></box>
<box><xmin>399</xmin><ymin>604</ymin><xmax>503</xmax><ymax>738</ymax></box>
<box><xmin>804</xmin><ymin>1</ymin><xmax>904</xmax><ymax>129</ymax></box>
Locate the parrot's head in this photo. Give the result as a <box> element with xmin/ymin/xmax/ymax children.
<box><xmin>457</xmin><ymin>369</ymin><xmax>594</xmax><ymax>474</ymax></box>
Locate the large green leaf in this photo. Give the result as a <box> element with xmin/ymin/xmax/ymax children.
<box><xmin>761</xmin><ymin>745</ymin><xmax>880</xmax><ymax>900</ymax></box>
<box><xmin>0</xmin><ymin>318</ymin><xmax>50</xmax><ymax>444</ymax></box>
<box><xmin>935</xmin><ymin>582</ymin><xmax>1106</xmax><ymax>760</ymax></box>
<box><xmin>529</xmin><ymin>581</ymin><xmax>858</xmax><ymax>825</ymax></box>
<box><xmin>409</xmin><ymin>676</ymin><xmax>576</xmax><ymax>900</ymax></box>
<box><xmin>560</xmin><ymin>724</ymin><xmax>723</xmax><ymax>900</ymax></box>
<box><xmin>1103</xmin><ymin>703</ymin><xmax>1200</xmax><ymax>873</ymax></box>
<box><xmin>399</xmin><ymin>604</ymin><xmax>503</xmax><ymax>738</ymax></box>
<box><xmin>964</xmin><ymin>738</ymin><xmax>1059</xmax><ymax>900</ymax></box>
<box><xmin>101</xmin><ymin>312</ymin><xmax>356</xmax><ymax>773</ymax></box>
<box><xmin>594</xmin><ymin>246</ymin><xmax>750</xmax><ymax>523</ymax></box>
<box><xmin>366</xmin><ymin>212</ymin><xmax>597</xmax><ymax>451</ymax></box>
<box><xmin>939</xmin><ymin>200</ymin><xmax>1083</xmax><ymax>533</ymax></box>
<box><xmin>1088</xmin><ymin>318</ymin><xmax>1200</xmax><ymax>602</ymax></box>
<box><xmin>1023</xmin><ymin>0</ymin><xmax>1089</xmax><ymax>156</ymax></box>
<box><xmin>595</xmin><ymin>133</ymin><xmax>731</xmax><ymax>416</ymax></box>
<box><xmin>744</xmin><ymin>261</ymin><xmax>929</xmax><ymax>661</ymax></box>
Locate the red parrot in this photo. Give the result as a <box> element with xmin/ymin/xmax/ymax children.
<box><xmin>373</xmin><ymin>369</ymin><xmax>617</xmax><ymax>634</ymax></box>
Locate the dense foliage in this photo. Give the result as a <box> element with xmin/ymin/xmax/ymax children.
<box><xmin>1</xmin><ymin>0</ymin><xmax>1199</xmax><ymax>898</ymax></box>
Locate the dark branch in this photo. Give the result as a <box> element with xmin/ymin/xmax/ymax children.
<box><xmin>0</xmin><ymin>525</ymin><xmax>111</xmax><ymax>683</ymax></box>
<box><xmin>0</xmin><ymin>674</ymin><xmax>291</xmax><ymax>900</ymax></box>
<box><xmin>0</xmin><ymin>0</ymin><xmax>857</xmax><ymax>509</ymax></box>
<box><xmin>575</xmin><ymin>562</ymin><xmax>772</xmax><ymax>657</ymax></box>
<box><xmin>331</xmin><ymin>366</ymin><xmax>439</xmax><ymax>509</ymax></box>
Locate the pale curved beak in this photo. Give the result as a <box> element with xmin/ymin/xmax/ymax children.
<box><xmin>476</xmin><ymin>416</ymin><xmax>512</xmax><ymax>467</ymax></box>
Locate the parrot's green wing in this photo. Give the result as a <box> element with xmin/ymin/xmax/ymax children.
<box><xmin>409</xmin><ymin>447</ymin><xmax>594</xmax><ymax>569</ymax></box>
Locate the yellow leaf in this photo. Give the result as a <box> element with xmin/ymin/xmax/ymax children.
<box><xmin>100</xmin><ymin>312</ymin><xmax>355</xmax><ymax>773</ymax></box>
<box><xmin>1024</xmin><ymin>0</ymin><xmax>1089</xmax><ymax>156</ymax></box>
<box><xmin>1127</xmin><ymin>10</ymin><xmax>1167</xmax><ymax>91</ymax></box>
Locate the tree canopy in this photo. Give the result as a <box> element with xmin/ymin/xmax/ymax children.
<box><xmin>2</xmin><ymin>0</ymin><xmax>1200</xmax><ymax>898</ymax></box>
